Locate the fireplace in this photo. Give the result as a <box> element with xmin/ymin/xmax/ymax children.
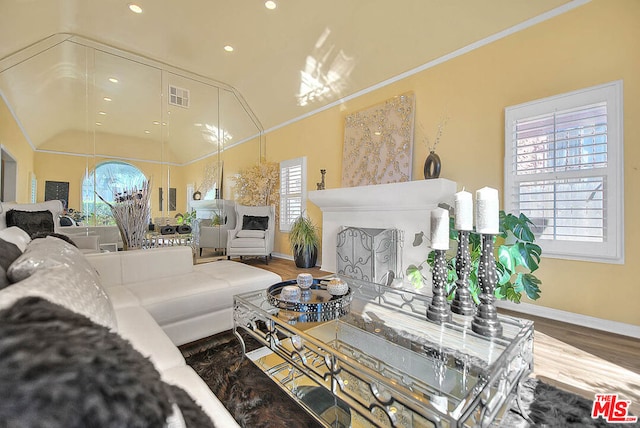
<box><xmin>308</xmin><ymin>178</ymin><xmax>456</xmax><ymax>278</ymax></box>
<box><xmin>336</xmin><ymin>227</ymin><xmax>400</xmax><ymax>284</ymax></box>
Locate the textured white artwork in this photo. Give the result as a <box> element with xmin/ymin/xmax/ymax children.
<box><xmin>342</xmin><ymin>92</ymin><xmax>415</xmax><ymax>187</ymax></box>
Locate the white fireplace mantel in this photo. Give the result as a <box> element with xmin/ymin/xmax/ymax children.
<box><xmin>308</xmin><ymin>178</ymin><xmax>457</xmax><ymax>274</ymax></box>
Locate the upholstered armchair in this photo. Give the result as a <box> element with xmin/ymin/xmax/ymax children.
<box><xmin>197</xmin><ymin>201</ymin><xmax>236</xmax><ymax>256</ymax></box>
<box><xmin>0</xmin><ymin>200</ymin><xmax>101</xmax><ymax>254</ymax></box>
<box><xmin>226</xmin><ymin>204</ymin><xmax>275</xmax><ymax>264</ymax></box>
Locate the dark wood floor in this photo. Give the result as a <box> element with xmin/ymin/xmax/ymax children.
<box><xmin>200</xmin><ymin>253</ymin><xmax>640</xmax><ymax>413</ymax></box>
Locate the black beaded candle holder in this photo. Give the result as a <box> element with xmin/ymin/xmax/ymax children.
<box><xmin>451</xmin><ymin>230</ymin><xmax>476</xmax><ymax>316</ymax></box>
<box><xmin>427</xmin><ymin>249</ymin><xmax>452</xmax><ymax>323</ymax></box>
<box><xmin>471</xmin><ymin>234</ymin><xmax>503</xmax><ymax>337</ymax></box>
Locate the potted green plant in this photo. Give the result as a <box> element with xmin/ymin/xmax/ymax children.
<box><xmin>289</xmin><ymin>215</ymin><xmax>320</xmax><ymax>268</ymax></box>
<box><xmin>407</xmin><ymin>210</ymin><xmax>542</xmax><ymax>303</ymax></box>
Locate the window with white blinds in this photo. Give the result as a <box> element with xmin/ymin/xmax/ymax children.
<box><xmin>279</xmin><ymin>157</ymin><xmax>307</xmax><ymax>232</ymax></box>
<box><xmin>504</xmin><ymin>81</ymin><xmax>624</xmax><ymax>264</ymax></box>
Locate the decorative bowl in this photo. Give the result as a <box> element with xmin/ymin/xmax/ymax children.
<box><xmin>280</xmin><ymin>285</ymin><xmax>301</xmax><ymax>302</ymax></box>
<box><xmin>296</xmin><ymin>273</ymin><xmax>314</xmax><ymax>290</ymax></box>
<box><xmin>327</xmin><ymin>278</ymin><xmax>349</xmax><ymax>296</ymax></box>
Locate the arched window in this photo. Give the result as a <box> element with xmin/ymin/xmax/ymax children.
<box><xmin>82</xmin><ymin>161</ymin><xmax>147</xmax><ymax>225</ymax></box>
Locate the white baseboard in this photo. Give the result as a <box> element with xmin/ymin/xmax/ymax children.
<box><xmin>495</xmin><ymin>300</ymin><xmax>640</xmax><ymax>339</ymax></box>
<box><xmin>272</xmin><ymin>252</ymin><xmax>293</xmax><ymax>261</ymax></box>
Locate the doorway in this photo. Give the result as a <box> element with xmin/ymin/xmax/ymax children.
<box><xmin>0</xmin><ymin>147</ymin><xmax>17</xmax><ymax>202</ymax></box>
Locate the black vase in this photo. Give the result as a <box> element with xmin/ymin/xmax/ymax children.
<box><xmin>424</xmin><ymin>151</ymin><xmax>441</xmax><ymax>179</ymax></box>
<box><xmin>294</xmin><ymin>246</ymin><xmax>318</xmax><ymax>268</ymax></box>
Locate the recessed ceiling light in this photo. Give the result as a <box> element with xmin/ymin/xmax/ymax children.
<box><xmin>223</xmin><ymin>45</ymin><xmax>234</xmax><ymax>52</ymax></box>
<box><xmin>152</xmin><ymin>121</ymin><xmax>160</xmax><ymax>125</ymax></box>
<box><xmin>128</xmin><ymin>4</ymin><xmax>142</xmax><ymax>14</ymax></box>
<box><xmin>103</xmin><ymin>97</ymin><xmax>112</xmax><ymax>102</ymax></box>
<box><xmin>98</xmin><ymin>111</ymin><xmax>107</xmax><ymax>115</ymax></box>
<box><xmin>194</xmin><ymin>123</ymin><xmax>202</xmax><ymax>127</ymax></box>
<box><xmin>95</xmin><ymin>122</ymin><xmax>102</xmax><ymax>126</ymax></box>
<box><xmin>144</xmin><ymin>130</ymin><xmax>151</xmax><ymax>134</ymax></box>
<box><xmin>265</xmin><ymin>1</ymin><xmax>277</xmax><ymax>10</ymax></box>
<box><xmin>108</xmin><ymin>77</ymin><xmax>118</xmax><ymax>83</ymax></box>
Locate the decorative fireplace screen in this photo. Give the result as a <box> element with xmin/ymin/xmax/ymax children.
<box><xmin>336</xmin><ymin>227</ymin><xmax>400</xmax><ymax>285</ymax></box>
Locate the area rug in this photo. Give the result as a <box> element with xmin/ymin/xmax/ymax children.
<box><xmin>181</xmin><ymin>330</ymin><xmax>637</xmax><ymax>428</ymax></box>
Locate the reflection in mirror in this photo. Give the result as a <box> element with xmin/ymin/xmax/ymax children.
<box><xmin>0</xmin><ymin>34</ymin><xmax>263</xmax><ymax>253</ymax></box>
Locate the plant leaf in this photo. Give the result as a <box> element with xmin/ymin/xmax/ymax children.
<box><xmin>505</xmin><ymin>286</ymin><xmax>522</xmax><ymax>303</ymax></box>
<box><xmin>513</xmin><ymin>273</ymin><xmax>525</xmax><ymax>292</ymax></box>
<box><xmin>496</xmin><ymin>281</ymin><xmax>522</xmax><ymax>303</ymax></box>
<box><xmin>496</xmin><ymin>263</ymin><xmax>511</xmax><ymax>285</ymax></box>
<box><xmin>406</xmin><ymin>264</ymin><xmax>424</xmax><ymax>289</ymax></box>
<box><xmin>498</xmin><ymin>245</ymin><xmax>515</xmax><ymax>273</ymax></box>
<box><xmin>522</xmin><ymin>273</ymin><xmax>541</xmax><ymax>300</ymax></box>
<box><xmin>517</xmin><ymin>242</ymin><xmax>541</xmax><ymax>271</ymax></box>
<box><xmin>511</xmin><ymin>213</ymin><xmax>535</xmax><ymax>242</ymax></box>
<box><xmin>412</xmin><ymin>232</ymin><xmax>425</xmax><ymax>247</ymax></box>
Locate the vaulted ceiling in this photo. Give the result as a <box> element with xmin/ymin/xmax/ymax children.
<box><xmin>0</xmin><ymin>0</ymin><xmax>582</xmax><ymax>162</ymax></box>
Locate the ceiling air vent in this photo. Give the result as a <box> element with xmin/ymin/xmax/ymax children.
<box><xmin>168</xmin><ymin>85</ymin><xmax>189</xmax><ymax>108</ymax></box>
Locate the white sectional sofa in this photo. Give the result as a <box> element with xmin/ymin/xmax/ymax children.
<box><xmin>85</xmin><ymin>246</ymin><xmax>282</xmax><ymax>345</ymax></box>
<box><xmin>0</xmin><ymin>228</ymin><xmax>282</xmax><ymax>427</ymax></box>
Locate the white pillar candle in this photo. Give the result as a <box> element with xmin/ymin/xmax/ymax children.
<box><xmin>454</xmin><ymin>190</ymin><xmax>473</xmax><ymax>231</ymax></box>
<box><xmin>475</xmin><ymin>187</ymin><xmax>500</xmax><ymax>234</ymax></box>
<box><xmin>431</xmin><ymin>207</ymin><xmax>450</xmax><ymax>250</ymax></box>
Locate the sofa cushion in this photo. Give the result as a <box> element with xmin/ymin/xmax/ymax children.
<box><xmin>113</xmin><ymin>305</ymin><xmax>186</xmax><ymax>371</ymax></box>
<box><xmin>241</xmin><ymin>215</ymin><xmax>269</xmax><ymax>231</ymax></box>
<box><xmin>0</xmin><ymin>226</ymin><xmax>31</xmax><ymax>252</ymax></box>
<box><xmin>2</xmin><ymin>237</ymin><xmax>116</xmax><ymax>330</ymax></box>
<box><xmin>228</xmin><ymin>237</ymin><xmax>267</xmax><ymax>248</ymax></box>
<box><xmin>85</xmin><ymin>251</ymin><xmax>124</xmax><ymax>286</ymax></box>
<box><xmin>236</xmin><ymin>230</ymin><xmax>265</xmax><ymax>239</ymax></box>
<box><xmin>195</xmin><ymin>260</ymin><xmax>281</xmax><ymax>290</ymax></box>
<box><xmin>126</xmin><ymin>273</ymin><xmax>231</xmax><ymax>326</ymax></box>
<box><xmin>120</xmin><ymin>246</ymin><xmax>194</xmax><ymax>284</ymax></box>
<box><xmin>6</xmin><ymin>209</ymin><xmax>55</xmax><ymax>238</ymax></box>
<box><xmin>0</xmin><ymin>296</ymin><xmax>213</xmax><ymax>428</ymax></box>
<box><xmin>0</xmin><ymin>238</ymin><xmax>22</xmax><ymax>290</ymax></box>
<box><xmin>105</xmin><ymin>285</ymin><xmax>141</xmax><ymax>308</ymax></box>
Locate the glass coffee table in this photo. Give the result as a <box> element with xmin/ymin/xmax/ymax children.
<box><xmin>233</xmin><ymin>276</ymin><xmax>533</xmax><ymax>427</ymax></box>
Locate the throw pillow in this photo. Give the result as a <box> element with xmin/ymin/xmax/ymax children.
<box><xmin>0</xmin><ymin>226</ymin><xmax>31</xmax><ymax>252</ymax></box>
<box><xmin>0</xmin><ymin>297</ymin><xmax>214</xmax><ymax>428</ymax></box>
<box><xmin>59</xmin><ymin>215</ymin><xmax>74</xmax><ymax>226</ymax></box>
<box><xmin>5</xmin><ymin>209</ymin><xmax>55</xmax><ymax>238</ymax></box>
<box><xmin>0</xmin><ymin>238</ymin><xmax>22</xmax><ymax>290</ymax></box>
<box><xmin>3</xmin><ymin>237</ymin><xmax>116</xmax><ymax>330</ymax></box>
<box><xmin>236</xmin><ymin>230</ymin><xmax>266</xmax><ymax>239</ymax></box>
<box><xmin>176</xmin><ymin>225</ymin><xmax>192</xmax><ymax>234</ymax></box>
<box><xmin>242</xmin><ymin>215</ymin><xmax>269</xmax><ymax>231</ymax></box>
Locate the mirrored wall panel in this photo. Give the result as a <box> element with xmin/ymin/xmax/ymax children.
<box><xmin>0</xmin><ymin>34</ymin><xmax>263</xmax><ymax>251</ymax></box>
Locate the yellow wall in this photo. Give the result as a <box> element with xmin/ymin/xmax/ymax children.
<box><xmin>264</xmin><ymin>0</ymin><xmax>640</xmax><ymax>326</ymax></box>
<box><xmin>33</xmin><ymin>152</ymin><xmax>183</xmax><ymax>220</ymax></box>
<box><xmin>0</xmin><ymin>95</ymin><xmax>35</xmax><ymax>202</ymax></box>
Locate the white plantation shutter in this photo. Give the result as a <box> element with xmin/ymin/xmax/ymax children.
<box><xmin>279</xmin><ymin>157</ymin><xmax>307</xmax><ymax>231</ymax></box>
<box><xmin>504</xmin><ymin>81</ymin><xmax>624</xmax><ymax>263</ymax></box>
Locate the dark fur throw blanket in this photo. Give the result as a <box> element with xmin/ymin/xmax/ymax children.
<box><xmin>0</xmin><ymin>296</ymin><xmax>214</xmax><ymax>428</ymax></box>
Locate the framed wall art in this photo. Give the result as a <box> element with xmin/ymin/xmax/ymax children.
<box><xmin>342</xmin><ymin>92</ymin><xmax>415</xmax><ymax>187</ymax></box>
